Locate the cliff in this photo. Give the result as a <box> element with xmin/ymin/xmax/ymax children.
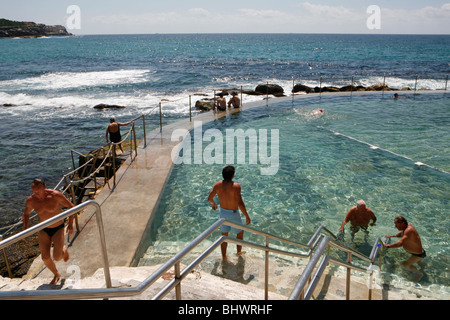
<box><xmin>0</xmin><ymin>19</ymin><xmax>72</xmax><ymax>38</ymax></box>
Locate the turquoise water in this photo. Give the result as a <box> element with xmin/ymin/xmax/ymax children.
<box><xmin>141</xmin><ymin>92</ymin><xmax>449</xmax><ymax>292</ymax></box>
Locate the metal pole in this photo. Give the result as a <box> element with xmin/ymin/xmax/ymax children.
<box><xmin>0</xmin><ymin>236</ymin><xmax>13</xmax><ymax>278</ymax></box>
<box><xmin>93</xmin><ymin>202</ymin><xmax>112</xmax><ymax>289</ymax></box>
<box><xmin>189</xmin><ymin>95</ymin><xmax>192</xmax><ymax>122</ymax></box>
<box><xmin>414</xmin><ymin>75</ymin><xmax>418</xmax><ymax>94</ymax></box>
<box><xmin>265</xmin><ymin>236</ymin><xmax>269</xmax><ymax>300</ymax></box>
<box><xmin>240</xmin><ymin>86</ymin><xmax>243</xmax><ymax>109</ymax></box>
<box><xmin>445</xmin><ymin>74</ymin><xmax>448</xmax><ymax>91</ymax></box>
<box><xmin>159</xmin><ymin>102</ymin><xmax>162</xmax><ymax>133</ymax></box>
<box><xmin>383</xmin><ymin>73</ymin><xmax>386</xmax><ymax>94</ymax></box>
<box><xmin>319</xmin><ymin>77</ymin><xmax>322</xmax><ymax>96</ymax></box>
<box><xmin>346</xmin><ymin>252</ymin><xmax>352</xmax><ymax>300</ymax></box>
<box><xmin>142</xmin><ymin>115</ymin><xmax>147</xmax><ymax>148</ymax></box>
<box><xmin>175</xmin><ymin>262</ymin><xmax>182</xmax><ymax>300</ymax></box>
<box><xmin>351</xmin><ymin>76</ymin><xmax>354</xmax><ymax>96</ymax></box>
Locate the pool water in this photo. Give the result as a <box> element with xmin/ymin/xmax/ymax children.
<box><xmin>139</xmin><ymin>92</ymin><xmax>449</xmax><ymax>295</ymax></box>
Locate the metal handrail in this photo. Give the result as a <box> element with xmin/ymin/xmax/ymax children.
<box><xmin>289</xmin><ymin>234</ymin><xmax>387</xmax><ymax>300</ymax></box>
<box><xmin>0</xmin><ymin>201</ymin><xmax>112</xmax><ymax>292</ymax></box>
<box><xmin>0</xmin><ymin>217</ymin><xmax>385</xmax><ymax>301</ymax></box>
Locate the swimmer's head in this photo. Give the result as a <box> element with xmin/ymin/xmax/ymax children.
<box><xmin>356</xmin><ymin>200</ymin><xmax>366</xmax><ymax>208</ymax></box>
<box><xmin>222</xmin><ymin>166</ymin><xmax>235</xmax><ymax>182</ymax></box>
<box><xmin>110</xmin><ymin>117</ymin><xmax>116</xmax><ymax>123</ymax></box>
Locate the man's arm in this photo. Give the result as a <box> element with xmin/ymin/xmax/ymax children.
<box><xmin>237</xmin><ymin>184</ymin><xmax>250</xmax><ymax>225</ymax></box>
<box><xmin>208</xmin><ymin>184</ymin><xmax>218</xmax><ymax>210</ymax></box>
<box><xmin>106</xmin><ymin>125</ymin><xmax>110</xmax><ymax>143</ymax></box>
<box><xmin>370</xmin><ymin>210</ymin><xmax>377</xmax><ymax>226</ymax></box>
<box><xmin>339</xmin><ymin>209</ymin><xmax>352</xmax><ymax>232</ymax></box>
<box><xmin>22</xmin><ymin>199</ymin><xmax>33</xmax><ymax>231</ymax></box>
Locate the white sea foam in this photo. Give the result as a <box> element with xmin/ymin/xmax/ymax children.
<box><xmin>0</xmin><ymin>69</ymin><xmax>153</xmax><ymax>91</ymax></box>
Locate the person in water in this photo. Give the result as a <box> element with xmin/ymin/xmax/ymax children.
<box><xmin>23</xmin><ymin>178</ymin><xmax>75</xmax><ymax>285</ymax></box>
<box><xmin>227</xmin><ymin>92</ymin><xmax>241</xmax><ymax>108</ymax></box>
<box><xmin>215</xmin><ymin>93</ymin><xmax>227</xmax><ymax>111</ymax></box>
<box><xmin>106</xmin><ymin>117</ymin><xmax>133</xmax><ymax>154</ymax></box>
<box><xmin>338</xmin><ymin>200</ymin><xmax>377</xmax><ymax>241</ymax></box>
<box><xmin>208</xmin><ymin>166</ymin><xmax>251</xmax><ymax>261</ymax></box>
<box><xmin>384</xmin><ymin>216</ymin><xmax>426</xmax><ymax>281</ymax></box>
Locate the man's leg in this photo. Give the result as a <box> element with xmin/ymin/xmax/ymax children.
<box><xmin>52</xmin><ymin>226</ymin><xmax>69</xmax><ymax>263</ymax></box>
<box><xmin>221</xmin><ymin>232</ymin><xmax>229</xmax><ymax>261</ymax></box>
<box><xmin>236</xmin><ymin>231</ymin><xmax>246</xmax><ymax>256</ymax></box>
<box><xmin>38</xmin><ymin>230</ymin><xmax>61</xmax><ymax>285</ymax></box>
<box><xmin>402</xmin><ymin>255</ymin><xmax>424</xmax><ymax>281</ymax></box>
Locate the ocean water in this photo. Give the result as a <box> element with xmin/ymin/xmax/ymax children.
<box><xmin>140</xmin><ymin>93</ymin><xmax>449</xmax><ymax>294</ymax></box>
<box><xmin>0</xmin><ymin>34</ymin><xmax>449</xmax><ymax>260</ymax></box>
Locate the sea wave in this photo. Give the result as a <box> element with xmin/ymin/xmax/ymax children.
<box><xmin>0</xmin><ymin>69</ymin><xmax>154</xmax><ymax>91</ymax></box>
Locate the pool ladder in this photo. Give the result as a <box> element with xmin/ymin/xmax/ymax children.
<box><xmin>0</xmin><ymin>204</ymin><xmax>386</xmax><ymax>300</ymax></box>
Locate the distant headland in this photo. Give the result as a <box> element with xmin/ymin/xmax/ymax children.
<box><xmin>0</xmin><ymin>19</ymin><xmax>72</xmax><ymax>38</ymax></box>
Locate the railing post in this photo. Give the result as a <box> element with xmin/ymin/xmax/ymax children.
<box><xmin>445</xmin><ymin>74</ymin><xmax>448</xmax><ymax>91</ymax></box>
<box><xmin>112</xmin><ymin>145</ymin><xmax>116</xmax><ymax>189</ymax></box>
<box><xmin>175</xmin><ymin>262</ymin><xmax>182</xmax><ymax>300</ymax></box>
<box><xmin>189</xmin><ymin>95</ymin><xmax>192</xmax><ymax>122</ymax></box>
<box><xmin>0</xmin><ymin>235</ymin><xmax>13</xmax><ymax>278</ymax></box>
<box><xmin>142</xmin><ymin>114</ymin><xmax>147</xmax><ymax>148</ymax></box>
<box><xmin>414</xmin><ymin>75</ymin><xmax>418</xmax><ymax>94</ymax></box>
<box><xmin>351</xmin><ymin>76</ymin><xmax>354</xmax><ymax>96</ymax></box>
<box><xmin>265</xmin><ymin>236</ymin><xmax>269</xmax><ymax>300</ymax></box>
<box><xmin>240</xmin><ymin>86</ymin><xmax>243</xmax><ymax>109</ymax></box>
<box><xmin>159</xmin><ymin>102</ymin><xmax>163</xmax><ymax>133</ymax></box>
<box><xmin>346</xmin><ymin>252</ymin><xmax>352</xmax><ymax>300</ymax></box>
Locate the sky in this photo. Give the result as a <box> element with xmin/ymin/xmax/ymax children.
<box><xmin>1</xmin><ymin>0</ymin><xmax>450</xmax><ymax>35</ymax></box>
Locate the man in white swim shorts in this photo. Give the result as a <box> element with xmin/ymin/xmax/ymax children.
<box><xmin>208</xmin><ymin>166</ymin><xmax>251</xmax><ymax>261</ymax></box>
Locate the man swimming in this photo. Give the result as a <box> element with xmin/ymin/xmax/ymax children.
<box><xmin>384</xmin><ymin>216</ymin><xmax>426</xmax><ymax>281</ymax></box>
<box><xmin>23</xmin><ymin>178</ymin><xmax>75</xmax><ymax>285</ymax></box>
<box><xmin>208</xmin><ymin>166</ymin><xmax>251</xmax><ymax>261</ymax></box>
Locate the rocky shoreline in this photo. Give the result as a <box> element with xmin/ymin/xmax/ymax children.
<box><xmin>195</xmin><ymin>82</ymin><xmax>412</xmax><ymax>111</ymax></box>
<box><xmin>0</xmin><ymin>19</ymin><xmax>72</xmax><ymax>38</ymax></box>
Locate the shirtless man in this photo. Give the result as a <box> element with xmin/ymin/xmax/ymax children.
<box><xmin>23</xmin><ymin>178</ymin><xmax>75</xmax><ymax>285</ymax></box>
<box><xmin>208</xmin><ymin>166</ymin><xmax>251</xmax><ymax>261</ymax></box>
<box><xmin>384</xmin><ymin>216</ymin><xmax>426</xmax><ymax>280</ymax></box>
<box><xmin>227</xmin><ymin>92</ymin><xmax>241</xmax><ymax>108</ymax></box>
<box><xmin>338</xmin><ymin>200</ymin><xmax>376</xmax><ymax>240</ymax></box>
<box><xmin>215</xmin><ymin>93</ymin><xmax>227</xmax><ymax>111</ymax></box>
<box><xmin>106</xmin><ymin>117</ymin><xmax>133</xmax><ymax>154</ymax></box>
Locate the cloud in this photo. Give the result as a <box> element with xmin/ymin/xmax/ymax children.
<box><xmin>86</xmin><ymin>3</ymin><xmax>450</xmax><ymax>34</ymax></box>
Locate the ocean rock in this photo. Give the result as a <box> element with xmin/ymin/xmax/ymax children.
<box><xmin>366</xmin><ymin>83</ymin><xmax>391</xmax><ymax>91</ymax></box>
<box><xmin>292</xmin><ymin>84</ymin><xmax>313</xmax><ymax>93</ymax></box>
<box><xmin>339</xmin><ymin>85</ymin><xmax>358</xmax><ymax>92</ymax></box>
<box><xmin>93</xmin><ymin>104</ymin><xmax>127</xmax><ymax>110</ymax></box>
<box><xmin>320</xmin><ymin>86</ymin><xmax>340</xmax><ymax>93</ymax></box>
<box><xmin>255</xmin><ymin>84</ymin><xmax>284</xmax><ymax>96</ymax></box>
<box><xmin>195</xmin><ymin>99</ymin><xmax>214</xmax><ymax>111</ymax></box>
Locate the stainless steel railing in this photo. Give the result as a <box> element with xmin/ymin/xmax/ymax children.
<box><xmin>0</xmin><ymin>217</ymin><xmax>385</xmax><ymax>301</ymax></box>
<box><xmin>0</xmin><ymin>201</ymin><xmax>112</xmax><ymax>291</ymax></box>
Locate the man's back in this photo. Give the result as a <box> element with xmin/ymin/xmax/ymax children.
<box><xmin>212</xmin><ymin>180</ymin><xmax>241</xmax><ymax>210</ymax></box>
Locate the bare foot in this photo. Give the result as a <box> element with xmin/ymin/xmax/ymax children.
<box><xmin>236</xmin><ymin>251</ymin><xmax>246</xmax><ymax>256</ymax></box>
<box><xmin>222</xmin><ymin>255</ymin><xmax>228</xmax><ymax>262</ymax></box>
<box><xmin>50</xmin><ymin>273</ymin><xmax>61</xmax><ymax>285</ymax></box>
<box><xmin>63</xmin><ymin>246</ymin><xmax>70</xmax><ymax>262</ymax></box>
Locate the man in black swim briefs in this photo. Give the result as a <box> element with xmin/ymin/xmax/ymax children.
<box><xmin>384</xmin><ymin>216</ymin><xmax>426</xmax><ymax>281</ymax></box>
<box><xmin>23</xmin><ymin>178</ymin><xmax>75</xmax><ymax>285</ymax></box>
<box><xmin>106</xmin><ymin>117</ymin><xmax>134</xmax><ymax>154</ymax></box>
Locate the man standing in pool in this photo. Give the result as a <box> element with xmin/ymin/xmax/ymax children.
<box><xmin>384</xmin><ymin>216</ymin><xmax>426</xmax><ymax>281</ymax></box>
<box><xmin>208</xmin><ymin>166</ymin><xmax>251</xmax><ymax>261</ymax></box>
<box><xmin>23</xmin><ymin>178</ymin><xmax>75</xmax><ymax>285</ymax></box>
<box><xmin>338</xmin><ymin>200</ymin><xmax>377</xmax><ymax>241</ymax></box>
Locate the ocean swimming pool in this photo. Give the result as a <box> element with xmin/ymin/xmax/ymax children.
<box><xmin>139</xmin><ymin>92</ymin><xmax>449</xmax><ymax>296</ymax></box>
